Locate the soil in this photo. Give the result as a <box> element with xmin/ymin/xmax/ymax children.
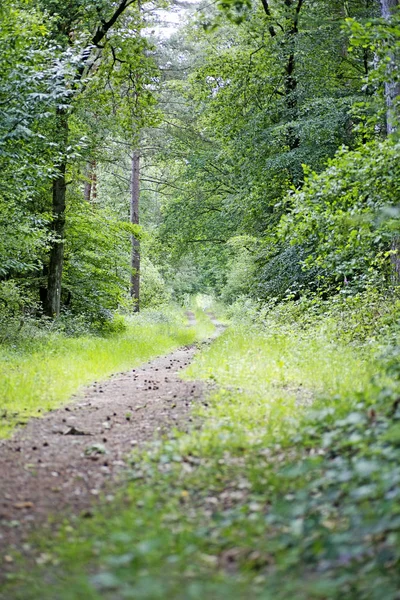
<box><xmin>0</xmin><ymin>312</ymin><xmax>221</xmax><ymax>571</ymax></box>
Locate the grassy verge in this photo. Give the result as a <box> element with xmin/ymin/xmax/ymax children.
<box><xmin>2</xmin><ymin>294</ymin><xmax>400</xmax><ymax>599</ymax></box>
<box><xmin>0</xmin><ymin>307</ymin><xmax>200</xmax><ymax>438</ymax></box>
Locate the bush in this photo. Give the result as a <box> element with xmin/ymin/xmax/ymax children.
<box><xmin>254</xmin><ymin>244</ymin><xmax>323</xmax><ymax>301</ymax></box>
<box><xmin>279</xmin><ymin>139</ymin><xmax>400</xmax><ymax>291</ymax></box>
<box><xmin>0</xmin><ymin>280</ymin><xmax>39</xmax><ymax>342</ymax></box>
<box><xmin>140</xmin><ymin>257</ymin><xmax>171</xmax><ymax>308</ymax></box>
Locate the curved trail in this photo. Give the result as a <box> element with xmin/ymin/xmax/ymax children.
<box><xmin>0</xmin><ymin>312</ymin><xmax>222</xmax><ymax>567</ymax></box>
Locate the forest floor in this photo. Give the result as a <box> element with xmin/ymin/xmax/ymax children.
<box><xmin>0</xmin><ymin>311</ymin><xmax>221</xmax><ymax>577</ymax></box>
<box><xmin>1</xmin><ymin>303</ymin><xmax>399</xmax><ymax>600</ymax></box>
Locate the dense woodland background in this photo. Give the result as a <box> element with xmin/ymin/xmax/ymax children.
<box><xmin>1</xmin><ymin>0</ymin><xmax>400</xmax><ymax>334</ymax></box>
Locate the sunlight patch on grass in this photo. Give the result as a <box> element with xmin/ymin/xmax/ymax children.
<box><xmin>183</xmin><ymin>323</ymin><xmax>375</xmax><ymax>453</ymax></box>
<box><xmin>186</xmin><ymin>325</ymin><xmax>371</xmax><ymax>399</ymax></box>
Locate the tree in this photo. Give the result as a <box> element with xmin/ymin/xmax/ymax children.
<box><xmin>130</xmin><ymin>150</ymin><xmax>140</xmax><ymax>310</ymax></box>
<box><xmin>0</xmin><ymin>1</ymin><xmax>66</xmax><ymax>300</ymax></box>
<box><xmin>259</xmin><ymin>0</ymin><xmax>304</xmax><ymax>155</ymax></box>
<box><xmin>150</xmin><ymin>0</ymin><xmax>375</xmax><ymax>299</ymax></box>
<box><xmin>379</xmin><ymin>0</ymin><xmax>400</xmax><ymax>277</ymax></box>
<box><xmin>41</xmin><ymin>0</ymin><xmax>140</xmax><ymax>317</ymax></box>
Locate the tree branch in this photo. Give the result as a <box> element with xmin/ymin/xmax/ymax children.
<box><xmin>260</xmin><ymin>0</ymin><xmax>277</xmax><ymax>36</ymax></box>
<box><xmin>291</xmin><ymin>0</ymin><xmax>304</xmax><ymax>34</ymax></box>
<box><xmin>92</xmin><ymin>0</ymin><xmax>137</xmax><ymax>47</ymax></box>
<box><xmin>76</xmin><ymin>0</ymin><xmax>137</xmax><ymax>82</ymax></box>
<box><xmin>185</xmin><ymin>238</ymin><xmax>227</xmax><ymax>244</ymax></box>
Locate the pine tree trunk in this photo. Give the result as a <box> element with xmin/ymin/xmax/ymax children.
<box><xmin>130</xmin><ymin>150</ymin><xmax>140</xmax><ymax>312</ymax></box>
<box><xmin>45</xmin><ymin>107</ymin><xmax>68</xmax><ymax>317</ymax></box>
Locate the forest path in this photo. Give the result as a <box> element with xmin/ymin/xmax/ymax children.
<box><xmin>0</xmin><ymin>311</ymin><xmax>221</xmax><ymax>563</ymax></box>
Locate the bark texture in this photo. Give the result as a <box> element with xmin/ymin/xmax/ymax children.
<box><xmin>45</xmin><ymin>108</ymin><xmax>68</xmax><ymax>317</ymax></box>
<box><xmin>284</xmin><ymin>0</ymin><xmax>303</xmax><ymax>152</ymax></box>
<box><xmin>130</xmin><ymin>150</ymin><xmax>140</xmax><ymax>312</ymax></box>
<box><xmin>381</xmin><ymin>0</ymin><xmax>398</xmax><ymax>19</ymax></box>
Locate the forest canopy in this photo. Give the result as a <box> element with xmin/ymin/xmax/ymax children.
<box><xmin>0</xmin><ymin>0</ymin><xmax>399</xmax><ymax>330</ymax></box>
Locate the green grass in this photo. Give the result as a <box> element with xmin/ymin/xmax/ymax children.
<box><xmin>179</xmin><ymin>309</ymin><xmax>377</xmax><ymax>459</ymax></box>
<box><xmin>2</xmin><ymin>298</ymin><xmax>400</xmax><ymax>599</ymax></box>
<box><xmin>0</xmin><ymin>308</ymin><xmax>201</xmax><ymax>438</ymax></box>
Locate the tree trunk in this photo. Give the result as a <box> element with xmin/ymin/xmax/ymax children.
<box><xmin>84</xmin><ymin>160</ymin><xmax>97</xmax><ymax>203</ymax></box>
<box><xmin>260</xmin><ymin>0</ymin><xmax>304</xmax><ymax>154</ymax></box>
<box><xmin>45</xmin><ymin>107</ymin><xmax>68</xmax><ymax>317</ymax></box>
<box><xmin>130</xmin><ymin>150</ymin><xmax>140</xmax><ymax>312</ymax></box>
<box><xmin>285</xmin><ymin>49</ymin><xmax>299</xmax><ymax>152</ymax></box>
<box><xmin>391</xmin><ymin>237</ymin><xmax>400</xmax><ymax>282</ymax></box>
<box><xmin>84</xmin><ymin>176</ymin><xmax>91</xmax><ymax>203</ymax></box>
<box><xmin>283</xmin><ymin>0</ymin><xmax>304</xmax><ymax>182</ymax></box>
<box><xmin>91</xmin><ymin>162</ymin><xmax>98</xmax><ymax>203</ymax></box>
<box><xmin>381</xmin><ymin>0</ymin><xmax>398</xmax><ymax>19</ymax></box>
<box><xmin>380</xmin><ymin>0</ymin><xmax>400</xmax><ymax>134</ymax></box>
<box><xmin>42</xmin><ymin>0</ymin><xmax>137</xmax><ymax>318</ymax></box>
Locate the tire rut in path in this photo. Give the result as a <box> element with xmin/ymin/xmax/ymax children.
<box><xmin>0</xmin><ymin>339</ymin><xmax>207</xmax><ymax>560</ymax></box>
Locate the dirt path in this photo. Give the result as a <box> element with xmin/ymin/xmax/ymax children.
<box><xmin>0</xmin><ymin>312</ymin><xmax>220</xmax><ymax>565</ymax></box>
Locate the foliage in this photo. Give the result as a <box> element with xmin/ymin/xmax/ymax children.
<box><xmin>0</xmin><ymin>0</ymin><xmax>162</xmax><ymax>328</ymax></box>
<box><xmin>346</xmin><ymin>11</ymin><xmax>400</xmax><ymax>137</ymax></box>
<box><xmin>140</xmin><ymin>257</ymin><xmax>171</xmax><ymax>309</ymax></box>
<box><xmin>0</xmin><ymin>1</ymin><xmax>62</xmax><ymax>281</ymax></box>
<box><xmin>2</xmin><ymin>0</ymin><xmax>400</xmax><ymax>597</ymax></box>
<box><xmin>220</xmin><ymin>236</ymin><xmax>258</xmax><ymax>302</ymax></box>
<box><xmin>4</xmin><ymin>294</ymin><xmax>400</xmax><ymax>598</ymax></box>
<box><xmin>63</xmin><ymin>198</ymin><xmax>132</xmax><ymax>326</ymax></box>
<box><xmin>150</xmin><ymin>0</ymin><xmax>381</xmax><ymax>302</ymax></box>
<box><xmin>279</xmin><ymin>139</ymin><xmax>400</xmax><ymax>290</ymax></box>
<box><xmin>0</xmin><ymin>281</ymin><xmax>39</xmax><ymax>343</ymax></box>
<box><xmin>254</xmin><ymin>243</ymin><xmax>322</xmax><ymax>301</ymax></box>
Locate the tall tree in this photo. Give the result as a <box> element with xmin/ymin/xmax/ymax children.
<box><xmin>378</xmin><ymin>0</ymin><xmax>400</xmax><ymax>278</ymax></box>
<box><xmin>260</xmin><ymin>0</ymin><xmax>304</xmax><ymax>153</ymax></box>
<box><xmin>43</xmin><ymin>0</ymin><xmax>138</xmax><ymax>317</ymax></box>
<box><xmin>130</xmin><ymin>150</ymin><xmax>140</xmax><ymax>310</ymax></box>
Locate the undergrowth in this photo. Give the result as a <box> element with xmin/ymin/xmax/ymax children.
<box><xmin>2</xmin><ymin>291</ymin><xmax>400</xmax><ymax>599</ymax></box>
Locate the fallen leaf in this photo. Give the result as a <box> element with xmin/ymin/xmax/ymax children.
<box><xmin>13</xmin><ymin>502</ymin><xmax>34</xmax><ymax>510</ymax></box>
